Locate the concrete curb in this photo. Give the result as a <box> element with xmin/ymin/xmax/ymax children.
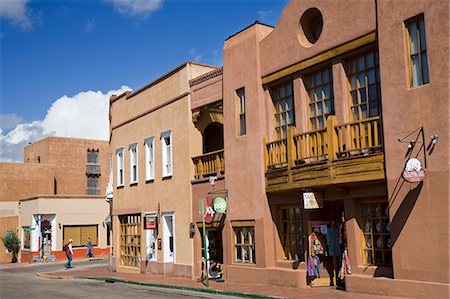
<box><xmin>74</xmin><ymin>276</ymin><xmax>285</xmax><ymax>299</ymax></box>
<box><xmin>36</xmin><ymin>272</ymin><xmax>72</xmax><ymax>280</ymax></box>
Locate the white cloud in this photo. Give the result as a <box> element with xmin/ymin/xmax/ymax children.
<box><xmin>0</xmin><ymin>86</ymin><xmax>131</xmax><ymax>162</ymax></box>
<box><xmin>106</xmin><ymin>0</ymin><xmax>163</xmax><ymax>18</ymax></box>
<box><xmin>189</xmin><ymin>48</ymin><xmax>203</xmax><ymax>62</ymax></box>
<box><xmin>257</xmin><ymin>10</ymin><xmax>276</xmax><ymax>23</ymax></box>
<box><xmin>0</xmin><ymin>0</ymin><xmax>33</xmax><ymax>30</ymax></box>
<box><xmin>84</xmin><ymin>19</ymin><xmax>95</xmax><ymax>33</ymax></box>
<box><xmin>0</xmin><ymin>113</ymin><xmax>23</xmax><ymax>129</ymax></box>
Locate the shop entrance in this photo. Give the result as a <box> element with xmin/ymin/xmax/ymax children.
<box><xmin>306</xmin><ymin>201</ymin><xmax>345</xmax><ymax>288</ymax></box>
<box><xmin>200</xmin><ymin>227</ymin><xmax>223</xmax><ymax>279</ymax></box>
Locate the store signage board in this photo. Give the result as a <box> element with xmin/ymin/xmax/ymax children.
<box><xmin>402</xmin><ymin>158</ymin><xmax>426</xmax><ymax>183</ymax></box>
<box><xmin>303</xmin><ymin>192</ymin><xmax>323</xmax><ymax>209</ymax></box>
<box><xmin>144</xmin><ymin>213</ymin><xmax>157</xmax><ymax>230</ymax></box>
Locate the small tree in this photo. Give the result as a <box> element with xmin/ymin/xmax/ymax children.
<box><xmin>1</xmin><ymin>232</ymin><xmax>20</xmax><ymax>263</ymax></box>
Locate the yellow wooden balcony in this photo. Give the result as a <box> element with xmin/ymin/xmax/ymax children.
<box><xmin>264</xmin><ymin>116</ymin><xmax>385</xmax><ymax>192</ymax></box>
<box><xmin>192</xmin><ymin>149</ymin><xmax>225</xmax><ymax>180</ymax></box>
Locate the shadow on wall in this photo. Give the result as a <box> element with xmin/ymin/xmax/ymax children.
<box><xmin>389</xmin><ymin>181</ymin><xmax>423</xmax><ymax>249</ymax></box>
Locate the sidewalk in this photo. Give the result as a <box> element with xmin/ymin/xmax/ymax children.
<box><xmin>38</xmin><ymin>265</ymin><xmax>410</xmax><ymax>299</ymax></box>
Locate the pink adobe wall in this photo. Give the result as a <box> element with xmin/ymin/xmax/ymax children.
<box><xmin>0</xmin><ymin>137</ymin><xmax>109</xmax><ymax>203</ymax></box>
<box><xmin>190</xmin><ymin>69</ymin><xmax>223</xmax><ymax>111</ymax></box>
<box><xmin>260</xmin><ymin>0</ymin><xmax>376</xmax><ymax>77</ymax></box>
<box><xmin>377</xmin><ymin>0</ymin><xmax>449</xmax><ymax>284</ymax></box>
<box><xmin>223</xmin><ymin>23</ymin><xmax>278</xmax><ymax>270</ymax></box>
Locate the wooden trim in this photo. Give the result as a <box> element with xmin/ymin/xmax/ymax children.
<box><xmin>262</xmin><ymin>32</ymin><xmax>377</xmax><ymax>85</ymax></box>
<box><xmin>111</xmin><ymin>92</ymin><xmax>189</xmax><ymax>131</ymax></box>
<box><xmin>230</xmin><ymin>220</ymin><xmax>255</xmax><ymax>227</ymax></box>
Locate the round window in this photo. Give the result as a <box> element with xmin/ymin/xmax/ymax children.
<box><xmin>298</xmin><ymin>8</ymin><xmax>323</xmax><ymax>47</ymax></box>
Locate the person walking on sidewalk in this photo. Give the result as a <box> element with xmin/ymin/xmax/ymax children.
<box><xmin>65</xmin><ymin>239</ymin><xmax>74</xmax><ymax>269</ymax></box>
<box><xmin>85</xmin><ymin>237</ymin><xmax>95</xmax><ymax>258</ymax></box>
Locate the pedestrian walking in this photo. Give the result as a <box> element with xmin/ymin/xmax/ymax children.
<box><xmin>65</xmin><ymin>239</ymin><xmax>74</xmax><ymax>269</ymax></box>
<box><xmin>85</xmin><ymin>237</ymin><xmax>95</xmax><ymax>258</ymax></box>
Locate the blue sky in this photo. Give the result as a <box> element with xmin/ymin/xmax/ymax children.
<box><xmin>0</xmin><ymin>0</ymin><xmax>288</xmax><ymax>161</ymax></box>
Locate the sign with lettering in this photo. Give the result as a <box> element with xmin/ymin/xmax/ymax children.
<box><xmin>144</xmin><ymin>213</ymin><xmax>157</xmax><ymax>230</ymax></box>
<box><xmin>402</xmin><ymin>158</ymin><xmax>426</xmax><ymax>183</ymax></box>
<box><xmin>303</xmin><ymin>192</ymin><xmax>323</xmax><ymax>209</ymax></box>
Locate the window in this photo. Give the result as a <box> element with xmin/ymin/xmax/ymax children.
<box><xmin>87</xmin><ymin>150</ymin><xmax>98</xmax><ymax>164</ymax></box>
<box><xmin>347</xmin><ymin>51</ymin><xmax>381</xmax><ymax>120</ymax></box>
<box><xmin>405</xmin><ymin>15</ymin><xmax>429</xmax><ymax>87</ymax></box>
<box><xmin>280</xmin><ymin>207</ymin><xmax>304</xmax><ymax>261</ymax></box>
<box><xmin>129</xmin><ymin>143</ymin><xmax>138</xmax><ymax>184</ymax></box>
<box><xmin>63</xmin><ymin>225</ymin><xmax>98</xmax><ymax>248</ymax></box>
<box><xmin>360</xmin><ymin>202</ymin><xmax>392</xmax><ymax>266</ymax></box>
<box><xmin>161</xmin><ymin>131</ymin><xmax>172</xmax><ymax>177</ymax></box>
<box><xmin>272</xmin><ymin>82</ymin><xmax>294</xmax><ymax>139</ymax></box>
<box><xmin>305</xmin><ymin>68</ymin><xmax>334</xmax><ymax>129</ymax></box>
<box><xmin>145</xmin><ymin>137</ymin><xmax>155</xmax><ymax>181</ymax></box>
<box><xmin>116</xmin><ymin>148</ymin><xmax>124</xmax><ymax>186</ymax></box>
<box><xmin>232</xmin><ymin>222</ymin><xmax>255</xmax><ymax>264</ymax></box>
<box><xmin>119</xmin><ymin>214</ymin><xmax>141</xmax><ymax>267</ymax></box>
<box><xmin>86</xmin><ymin>176</ymin><xmax>99</xmax><ymax>195</ymax></box>
<box><xmin>23</xmin><ymin>228</ymin><xmax>31</xmax><ymax>250</ymax></box>
<box><xmin>237</xmin><ymin>88</ymin><xmax>246</xmax><ymax>136</ymax></box>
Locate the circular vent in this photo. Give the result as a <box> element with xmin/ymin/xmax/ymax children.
<box><xmin>298</xmin><ymin>8</ymin><xmax>323</xmax><ymax>47</ymax></box>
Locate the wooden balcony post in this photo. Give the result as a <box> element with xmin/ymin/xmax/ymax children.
<box><xmin>327</xmin><ymin>116</ymin><xmax>338</xmax><ymax>162</ymax></box>
<box><xmin>263</xmin><ymin>135</ymin><xmax>269</xmax><ymax>171</ymax></box>
<box><xmin>198</xmin><ymin>158</ymin><xmax>204</xmax><ymax>179</ymax></box>
<box><xmin>287</xmin><ymin>127</ymin><xmax>296</xmax><ymax>168</ymax></box>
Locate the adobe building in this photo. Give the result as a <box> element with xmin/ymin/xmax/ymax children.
<box><xmin>0</xmin><ymin>137</ymin><xmax>110</xmax><ymax>263</ymax></box>
<box><xmin>108</xmin><ymin>62</ymin><xmax>219</xmax><ymax>276</ymax></box>
<box><xmin>217</xmin><ymin>0</ymin><xmax>448</xmax><ymax>298</ymax></box>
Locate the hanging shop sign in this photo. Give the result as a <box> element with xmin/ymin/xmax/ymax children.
<box><xmin>204</xmin><ymin>196</ymin><xmax>215</xmax><ymax>224</ymax></box>
<box><xmin>144</xmin><ymin>213</ymin><xmax>157</xmax><ymax>230</ymax></box>
<box><xmin>402</xmin><ymin>158</ymin><xmax>426</xmax><ymax>183</ymax></box>
<box><xmin>213</xmin><ymin>196</ymin><xmax>227</xmax><ymax>214</ymax></box>
<box><xmin>303</xmin><ymin>192</ymin><xmax>323</xmax><ymax>209</ymax></box>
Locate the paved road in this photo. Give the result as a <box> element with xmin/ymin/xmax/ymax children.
<box><xmin>0</xmin><ymin>261</ymin><xmax>242</xmax><ymax>299</ymax></box>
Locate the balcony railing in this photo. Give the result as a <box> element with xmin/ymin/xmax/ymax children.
<box><xmin>192</xmin><ymin>149</ymin><xmax>224</xmax><ymax>180</ymax></box>
<box><xmin>86</xmin><ymin>163</ymin><xmax>101</xmax><ymax>175</ymax></box>
<box><xmin>264</xmin><ymin>116</ymin><xmax>383</xmax><ymax>170</ymax></box>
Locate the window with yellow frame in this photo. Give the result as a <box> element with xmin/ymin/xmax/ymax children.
<box><xmin>360</xmin><ymin>202</ymin><xmax>392</xmax><ymax>266</ymax></box>
<box><xmin>405</xmin><ymin>14</ymin><xmax>429</xmax><ymax>88</ymax></box>
<box><xmin>347</xmin><ymin>50</ymin><xmax>381</xmax><ymax>121</ymax></box>
<box><xmin>271</xmin><ymin>82</ymin><xmax>294</xmax><ymax>139</ymax></box>
<box><xmin>279</xmin><ymin>207</ymin><xmax>304</xmax><ymax>261</ymax></box>
<box><xmin>119</xmin><ymin>214</ymin><xmax>141</xmax><ymax>267</ymax></box>
<box><xmin>305</xmin><ymin>67</ymin><xmax>334</xmax><ymax>130</ymax></box>
<box><xmin>232</xmin><ymin>221</ymin><xmax>255</xmax><ymax>264</ymax></box>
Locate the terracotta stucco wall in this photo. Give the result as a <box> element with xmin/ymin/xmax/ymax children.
<box><xmin>223</xmin><ymin>23</ymin><xmax>277</xmax><ymax>270</ymax></box>
<box><xmin>377</xmin><ymin>0</ymin><xmax>449</xmax><ymax>284</ymax></box>
<box><xmin>110</xmin><ymin>63</ymin><xmax>216</xmax><ymax>270</ymax></box>
<box><xmin>260</xmin><ymin>0</ymin><xmax>376</xmax><ymax>77</ymax></box>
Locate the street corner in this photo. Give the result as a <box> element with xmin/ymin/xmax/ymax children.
<box><xmin>36</xmin><ymin>271</ymin><xmax>74</xmax><ymax>280</ymax></box>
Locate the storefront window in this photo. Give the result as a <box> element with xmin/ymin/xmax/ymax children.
<box><xmin>360</xmin><ymin>202</ymin><xmax>392</xmax><ymax>266</ymax></box>
<box><xmin>280</xmin><ymin>207</ymin><xmax>304</xmax><ymax>261</ymax></box>
<box><xmin>119</xmin><ymin>214</ymin><xmax>141</xmax><ymax>267</ymax></box>
<box><xmin>63</xmin><ymin>225</ymin><xmax>98</xmax><ymax>248</ymax></box>
<box><xmin>232</xmin><ymin>221</ymin><xmax>255</xmax><ymax>264</ymax></box>
<box><xmin>23</xmin><ymin>229</ymin><xmax>30</xmax><ymax>250</ymax></box>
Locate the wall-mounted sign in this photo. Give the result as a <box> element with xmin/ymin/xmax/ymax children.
<box><xmin>303</xmin><ymin>192</ymin><xmax>323</xmax><ymax>209</ymax></box>
<box><xmin>213</xmin><ymin>197</ymin><xmax>227</xmax><ymax>214</ymax></box>
<box><xmin>402</xmin><ymin>158</ymin><xmax>426</xmax><ymax>183</ymax></box>
<box><xmin>144</xmin><ymin>213</ymin><xmax>157</xmax><ymax>230</ymax></box>
<box><xmin>204</xmin><ymin>196</ymin><xmax>215</xmax><ymax>224</ymax></box>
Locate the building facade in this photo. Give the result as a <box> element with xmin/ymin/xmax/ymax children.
<box><xmin>218</xmin><ymin>0</ymin><xmax>448</xmax><ymax>297</ymax></box>
<box><xmin>0</xmin><ymin>137</ymin><xmax>110</xmax><ymax>263</ymax></box>
<box><xmin>108</xmin><ymin>0</ymin><xmax>448</xmax><ymax>297</ymax></box>
<box><xmin>109</xmin><ymin>62</ymin><xmax>218</xmax><ymax>275</ymax></box>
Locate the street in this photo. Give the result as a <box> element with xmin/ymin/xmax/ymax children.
<box><xmin>0</xmin><ymin>260</ymin><xmax>242</xmax><ymax>299</ymax></box>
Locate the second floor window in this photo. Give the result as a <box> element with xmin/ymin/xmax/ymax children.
<box><xmin>116</xmin><ymin>148</ymin><xmax>124</xmax><ymax>187</ymax></box>
<box><xmin>272</xmin><ymin>82</ymin><xmax>294</xmax><ymax>139</ymax></box>
<box><xmin>87</xmin><ymin>150</ymin><xmax>98</xmax><ymax>164</ymax></box>
<box><xmin>86</xmin><ymin>176</ymin><xmax>99</xmax><ymax>195</ymax></box>
<box><xmin>237</xmin><ymin>88</ymin><xmax>246</xmax><ymax>136</ymax></box>
<box><xmin>405</xmin><ymin>14</ymin><xmax>429</xmax><ymax>87</ymax></box>
<box><xmin>347</xmin><ymin>50</ymin><xmax>381</xmax><ymax>121</ymax></box>
<box><xmin>145</xmin><ymin>137</ymin><xmax>155</xmax><ymax>181</ymax></box>
<box><xmin>129</xmin><ymin>144</ymin><xmax>138</xmax><ymax>184</ymax></box>
<box><xmin>161</xmin><ymin>131</ymin><xmax>172</xmax><ymax>177</ymax></box>
<box><xmin>305</xmin><ymin>68</ymin><xmax>334</xmax><ymax>130</ymax></box>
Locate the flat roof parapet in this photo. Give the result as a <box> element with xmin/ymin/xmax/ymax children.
<box><xmin>189</xmin><ymin>67</ymin><xmax>223</xmax><ymax>87</ymax></box>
